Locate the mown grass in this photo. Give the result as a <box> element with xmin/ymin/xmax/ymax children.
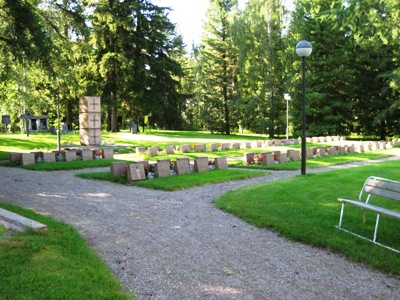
<box><xmin>215</xmin><ymin>160</ymin><xmax>400</xmax><ymax>275</ymax></box>
<box><xmin>77</xmin><ymin>169</ymin><xmax>267</xmax><ymax>191</ymax></box>
<box><xmin>0</xmin><ymin>202</ymin><xmax>133</xmax><ymax>300</ymax></box>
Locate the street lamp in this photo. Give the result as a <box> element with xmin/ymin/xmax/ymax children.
<box><xmin>296</xmin><ymin>40</ymin><xmax>313</xmax><ymax>175</ymax></box>
<box><xmin>284</xmin><ymin>93</ymin><xmax>291</xmax><ymax>140</ymax></box>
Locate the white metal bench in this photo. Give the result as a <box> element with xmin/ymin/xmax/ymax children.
<box><xmin>336</xmin><ymin>176</ymin><xmax>400</xmax><ymax>253</ymax></box>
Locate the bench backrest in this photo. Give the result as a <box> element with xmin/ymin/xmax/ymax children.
<box><xmin>360</xmin><ymin>176</ymin><xmax>400</xmax><ymax>203</ymax></box>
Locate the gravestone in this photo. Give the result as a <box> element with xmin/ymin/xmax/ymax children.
<box><xmin>174</xmin><ymin>158</ymin><xmax>190</xmax><ymax>175</ymax></box>
<box><xmin>328</xmin><ymin>147</ymin><xmax>337</xmax><ymax>156</ymax></box>
<box><xmin>154</xmin><ymin>159</ymin><xmax>171</xmax><ymax>178</ymax></box>
<box><xmin>20</xmin><ymin>109</ymin><xmax>33</xmax><ymax>137</ymax></box>
<box><xmin>338</xmin><ymin>146</ymin><xmax>346</xmax><ymax>155</ymax></box>
<box><xmin>243</xmin><ymin>152</ymin><xmax>255</xmax><ymax>165</ymax></box>
<box><xmin>266</xmin><ymin>140</ymin><xmax>273</xmax><ymax>146</ymax></box>
<box><xmin>136</xmin><ymin>147</ymin><xmax>146</xmax><ymax>154</ymax></box>
<box><xmin>231</xmin><ymin>142</ymin><xmax>240</xmax><ymax>149</ymax></box>
<box><xmin>180</xmin><ymin>144</ymin><xmax>190</xmax><ymax>153</ymax></box>
<box><xmin>306</xmin><ymin>149</ymin><xmax>314</xmax><ymax>159</ymax></box>
<box><xmin>165</xmin><ymin>146</ymin><xmax>175</xmax><ymax>154</ymax></box>
<box><xmin>62</xmin><ymin>123</ymin><xmax>68</xmax><ymax>134</ymax></box>
<box><xmin>43</xmin><ymin>153</ymin><xmax>56</xmax><ymax>163</ymax></box>
<box><xmin>2</xmin><ymin>115</ymin><xmax>10</xmax><ymax>133</ymax></box>
<box><xmin>131</xmin><ymin>121</ymin><xmax>138</xmax><ymax>134</ymax></box>
<box><xmin>317</xmin><ymin>147</ymin><xmax>327</xmax><ymax>157</ymax></box>
<box><xmin>110</xmin><ymin>162</ymin><xmax>127</xmax><ymax>177</ymax></box>
<box><xmin>194</xmin><ymin>157</ymin><xmax>209</xmax><ymax>173</ymax></box>
<box><xmin>127</xmin><ymin>163</ymin><xmax>146</xmax><ymax>182</ymax></box>
<box><xmin>81</xmin><ymin>150</ymin><xmax>93</xmax><ymax>160</ymax></box>
<box><xmin>355</xmin><ymin>144</ymin><xmax>364</xmax><ymax>153</ymax></box>
<box><xmin>220</xmin><ymin>143</ymin><xmax>230</xmax><ymax>150</ymax></box>
<box><xmin>102</xmin><ymin>149</ymin><xmax>114</xmax><ymax>159</ymax></box>
<box><xmin>148</xmin><ymin>147</ymin><xmax>158</xmax><ymax>156</ymax></box>
<box><xmin>241</xmin><ymin>142</ymin><xmax>251</xmax><ymax>149</ymax></box>
<box><xmin>209</xmin><ymin>144</ymin><xmax>218</xmax><ymax>152</ymax></box>
<box><xmin>277</xmin><ymin>153</ymin><xmax>288</xmax><ymax>163</ymax></box>
<box><xmin>79</xmin><ymin>96</ymin><xmax>101</xmax><ymax>146</ymax></box>
<box><xmin>288</xmin><ymin>150</ymin><xmax>300</xmax><ymax>161</ymax></box>
<box><xmin>9</xmin><ymin>153</ymin><xmax>22</xmax><ymax>163</ymax></box>
<box><xmin>214</xmin><ymin>157</ymin><xmax>228</xmax><ymax>170</ymax></box>
<box><xmin>386</xmin><ymin>141</ymin><xmax>393</xmax><ymax>149</ymax></box>
<box><xmin>312</xmin><ymin>137</ymin><xmax>319</xmax><ymax>143</ymax></box>
<box><xmin>273</xmin><ymin>151</ymin><xmax>281</xmax><ymax>161</ymax></box>
<box><xmin>65</xmin><ymin>151</ymin><xmax>77</xmax><ymax>161</ymax></box>
<box><xmin>261</xmin><ymin>152</ymin><xmax>275</xmax><ymax>166</ymax></box>
<box><xmin>346</xmin><ymin>145</ymin><xmax>355</xmax><ymax>153</ymax></box>
<box><xmin>379</xmin><ymin>141</ymin><xmax>386</xmax><ymax>150</ymax></box>
<box><xmin>195</xmin><ymin>144</ymin><xmax>206</xmax><ymax>152</ymax></box>
<box><xmin>21</xmin><ymin>153</ymin><xmax>35</xmax><ymax>166</ymax></box>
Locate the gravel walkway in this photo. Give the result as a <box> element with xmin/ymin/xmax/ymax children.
<box><xmin>1</xmin><ymin>157</ymin><xmax>400</xmax><ymax>299</ymax></box>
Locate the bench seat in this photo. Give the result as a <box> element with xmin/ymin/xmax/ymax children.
<box><xmin>336</xmin><ymin>176</ymin><xmax>400</xmax><ymax>253</ymax></box>
<box><xmin>338</xmin><ymin>198</ymin><xmax>400</xmax><ymax>219</ymax></box>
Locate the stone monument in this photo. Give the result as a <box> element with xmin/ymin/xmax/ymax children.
<box><xmin>79</xmin><ymin>96</ymin><xmax>101</xmax><ymax>146</ymax></box>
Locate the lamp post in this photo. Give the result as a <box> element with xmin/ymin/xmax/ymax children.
<box><xmin>296</xmin><ymin>40</ymin><xmax>313</xmax><ymax>175</ymax></box>
<box><xmin>284</xmin><ymin>93</ymin><xmax>291</xmax><ymax>140</ymax></box>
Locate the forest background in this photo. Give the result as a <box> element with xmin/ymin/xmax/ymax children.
<box><xmin>0</xmin><ymin>0</ymin><xmax>399</xmax><ymax>139</ymax></box>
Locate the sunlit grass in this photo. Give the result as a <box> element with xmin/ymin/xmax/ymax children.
<box><xmin>215</xmin><ymin>159</ymin><xmax>400</xmax><ymax>275</ymax></box>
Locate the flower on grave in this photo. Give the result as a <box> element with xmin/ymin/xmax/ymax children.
<box><xmin>170</xmin><ymin>161</ymin><xmax>175</xmax><ymax>170</ymax></box>
<box><xmin>55</xmin><ymin>151</ymin><xmax>66</xmax><ymax>162</ymax></box>
<box><xmin>254</xmin><ymin>154</ymin><xmax>264</xmax><ymax>165</ymax></box>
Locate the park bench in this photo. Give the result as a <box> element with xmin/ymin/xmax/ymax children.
<box><xmin>336</xmin><ymin>176</ymin><xmax>400</xmax><ymax>253</ymax></box>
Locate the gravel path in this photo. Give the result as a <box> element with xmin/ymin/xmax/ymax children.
<box><xmin>1</xmin><ymin>157</ymin><xmax>400</xmax><ymax>299</ymax></box>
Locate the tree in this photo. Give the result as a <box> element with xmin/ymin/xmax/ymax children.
<box><xmin>197</xmin><ymin>0</ymin><xmax>239</xmax><ymax>135</ymax></box>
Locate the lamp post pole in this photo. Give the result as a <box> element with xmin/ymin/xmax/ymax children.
<box><xmin>296</xmin><ymin>40</ymin><xmax>313</xmax><ymax>175</ymax></box>
<box><xmin>284</xmin><ymin>93</ymin><xmax>291</xmax><ymax>140</ymax></box>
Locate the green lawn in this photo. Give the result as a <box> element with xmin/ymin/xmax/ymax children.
<box><xmin>0</xmin><ymin>202</ymin><xmax>133</xmax><ymax>300</ymax></box>
<box><xmin>77</xmin><ymin>169</ymin><xmax>267</xmax><ymax>191</ymax></box>
<box><xmin>215</xmin><ymin>159</ymin><xmax>400</xmax><ymax>275</ymax></box>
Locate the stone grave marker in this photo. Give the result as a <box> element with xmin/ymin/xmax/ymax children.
<box><xmin>355</xmin><ymin>144</ymin><xmax>364</xmax><ymax>153</ymax></box>
<box><xmin>21</xmin><ymin>153</ymin><xmax>35</xmax><ymax>166</ymax></box>
<box><xmin>195</xmin><ymin>144</ymin><xmax>206</xmax><ymax>152</ymax></box>
<box><xmin>379</xmin><ymin>141</ymin><xmax>386</xmax><ymax>149</ymax></box>
<box><xmin>346</xmin><ymin>145</ymin><xmax>355</xmax><ymax>153</ymax></box>
<box><xmin>266</xmin><ymin>140</ymin><xmax>273</xmax><ymax>146</ymax></box>
<box><xmin>288</xmin><ymin>150</ymin><xmax>300</xmax><ymax>161</ymax></box>
<box><xmin>243</xmin><ymin>152</ymin><xmax>254</xmax><ymax>165</ymax></box>
<box><xmin>148</xmin><ymin>147</ymin><xmax>158</xmax><ymax>156</ymax></box>
<box><xmin>81</xmin><ymin>150</ymin><xmax>93</xmax><ymax>160</ymax></box>
<box><xmin>273</xmin><ymin>151</ymin><xmax>281</xmax><ymax>161</ymax></box>
<box><xmin>306</xmin><ymin>149</ymin><xmax>314</xmax><ymax>159</ymax></box>
<box><xmin>312</xmin><ymin>137</ymin><xmax>319</xmax><ymax>143</ymax></box>
<box><xmin>214</xmin><ymin>157</ymin><xmax>228</xmax><ymax>170</ymax></box>
<box><xmin>209</xmin><ymin>143</ymin><xmax>218</xmax><ymax>152</ymax></box>
<box><xmin>180</xmin><ymin>144</ymin><xmax>190</xmax><ymax>153</ymax></box>
<box><xmin>127</xmin><ymin>163</ymin><xmax>146</xmax><ymax>182</ymax></box>
<box><xmin>338</xmin><ymin>146</ymin><xmax>346</xmax><ymax>155</ymax></box>
<box><xmin>386</xmin><ymin>141</ymin><xmax>393</xmax><ymax>148</ymax></box>
<box><xmin>165</xmin><ymin>146</ymin><xmax>175</xmax><ymax>155</ymax></box>
<box><xmin>231</xmin><ymin>142</ymin><xmax>240</xmax><ymax>149</ymax></box>
<box><xmin>274</xmin><ymin>140</ymin><xmax>281</xmax><ymax>146</ymax></box>
<box><xmin>136</xmin><ymin>147</ymin><xmax>146</xmax><ymax>154</ymax></box>
<box><xmin>194</xmin><ymin>157</ymin><xmax>209</xmax><ymax>173</ymax></box>
<box><xmin>65</xmin><ymin>151</ymin><xmax>77</xmax><ymax>161</ymax></box>
<box><xmin>174</xmin><ymin>158</ymin><xmax>190</xmax><ymax>175</ymax></box>
<box><xmin>154</xmin><ymin>159</ymin><xmax>171</xmax><ymax>178</ymax></box>
<box><xmin>317</xmin><ymin>147</ymin><xmax>327</xmax><ymax>157</ymax></box>
<box><xmin>260</xmin><ymin>152</ymin><xmax>274</xmax><ymax>166</ymax></box>
<box><xmin>220</xmin><ymin>143</ymin><xmax>230</xmax><ymax>150</ymax></box>
<box><xmin>9</xmin><ymin>153</ymin><xmax>22</xmax><ymax>164</ymax></box>
<box><xmin>102</xmin><ymin>149</ymin><xmax>114</xmax><ymax>159</ymax></box>
<box><xmin>277</xmin><ymin>152</ymin><xmax>288</xmax><ymax>163</ymax></box>
<box><xmin>43</xmin><ymin>153</ymin><xmax>56</xmax><ymax>163</ymax></box>
<box><xmin>241</xmin><ymin>142</ymin><xmax>251</xmax><ymax>149</ymax></box>
<box><xmin>328</xmin><ymin>147</ymin><xmax>337</xmax><ymax>156</ymax></box>
<box><xmin>110</xmin><ymin>162</ymin><xmax>127</xmax><ymax>177</ymax></box>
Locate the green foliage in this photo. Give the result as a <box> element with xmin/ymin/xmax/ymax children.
<box><xmin>215</xmin><ymin>160</ymin><xmax>400</xmax><ymax>275</ymax></box>
<box><xmin>0</xmin><ymin>202</ymin><xmax>132</xmax><ymax>299</ymax></box>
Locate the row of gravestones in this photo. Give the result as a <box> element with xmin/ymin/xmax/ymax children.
<box><xmin>9</xmin><ymin>149</ymin><xmax>114</xmax><ymax>166</ymax></box>
<box><xmin>110</xmin><ymin>157</ymin><xmax>229</xmax><ymax>182</ymax></box>
<box><xmin>243</xmin><ymin>141</ymin><xmax>396</xmax><ymax>166</ymax></box>
<box><xmin>136</xmin><ymin>140</ymin><xmax>300</xmax><ymax>157</ymax></box>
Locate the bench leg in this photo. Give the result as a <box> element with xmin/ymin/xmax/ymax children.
<box><xmin>338</xmin><ymin>203</ymin><xmax>345</xmax><ymax>227</ymax></box>
<box><xmin>373</xmin><ymin>214</ymin><xmax>380</xmax><ymax>243</ymax></box>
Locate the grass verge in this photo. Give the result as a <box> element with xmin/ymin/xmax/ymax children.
<box><xmin>0</xmin><ymin>202</ymin><xmax>133</xmax><ymax>299</ymax></box>
<box><xmin>215</xmin><ymin>160</ymin><xmax>400</xmax><ymax>275</ymax></box>
<box><xmin>76</xmin><ymin>169</ymin><xmax>267</xmax><ymax>191</ymax></box>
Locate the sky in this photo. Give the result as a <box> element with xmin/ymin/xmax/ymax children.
<box><xmin>151</xmin><ymin>0</ymin><xmax>210</xmax><ymax>49</ymax></box>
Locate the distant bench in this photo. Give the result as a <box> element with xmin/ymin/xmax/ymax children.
<box><xmin>336</xmin><ymin>176</ymin><xmax>400</xmax><ymax>253</ymax></box>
